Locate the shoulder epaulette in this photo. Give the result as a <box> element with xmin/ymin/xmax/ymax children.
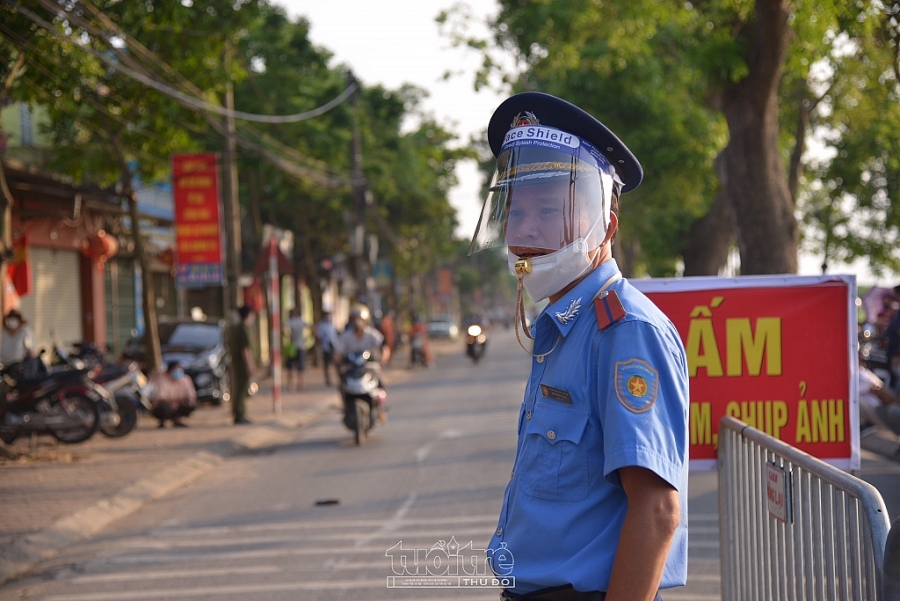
<box><xmin>594</xmin><ymin>289</ymin><xmax>627</xmax><ymax>330</ymax></box>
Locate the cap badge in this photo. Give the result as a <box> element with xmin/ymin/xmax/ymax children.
<box><xmin>555</xmin><ymin>297</ymin><xmax>581</xmax><ymax>325</ymax></box>
<box><xmin>510</xmin><ymin>111</ymin><xmax>540</xmax><ymax>128</ymax></box>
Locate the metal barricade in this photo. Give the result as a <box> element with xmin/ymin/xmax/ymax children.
<box><xmin>718</xmin><ymin>416</ymin><xmax>891</xmax><ymax>600</ymax></box>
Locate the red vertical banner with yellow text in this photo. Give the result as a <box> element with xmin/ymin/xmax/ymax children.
<box><xmin>633</xmin><ymin>275</ymin><xmax>858</xmax><ymax>470</ymax></box>
<box><xmin>172</xmin><ymin>153</ymin><xmax>225</xmax><ymax>287</ymax></box>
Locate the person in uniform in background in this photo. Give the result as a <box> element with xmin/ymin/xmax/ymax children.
<box><xmin>230</xmin><ymin>306</ymin><xmax>256</xmax><ymax>425</ymax></box>
<box><xmin>285</xmin><ymin>307</ymin><xmax>308</xmax><ymax>392</ymax></box>
<box><xmin>315</xmin><ymin>311</ymin><xmax>338</xmax><ymax>386</ymax></box>
<box><xmin>468</xmin><ymin>92</ymin><xmax>689</xmax><ymax>601</ymax></box>
<box><xmin>1</xmin><ymin>309</ymin><xmax>34</xmax><ymax>367</ymax></box>
<box><xmin>149</xmin><ymin>361</ymin><xmax>197</xmax><ymax>428</ymax></box>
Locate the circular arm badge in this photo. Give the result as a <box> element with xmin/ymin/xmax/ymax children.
<box><xmin>615</xmin><ymin>359</ymin><xmax>659</xmax><ymax>413</ymax></box>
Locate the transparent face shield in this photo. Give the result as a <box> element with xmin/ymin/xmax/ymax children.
<box><xmin>469</xmin><ymin>127</ymin><xmax>621</xmax><ymax>256</ymax></box>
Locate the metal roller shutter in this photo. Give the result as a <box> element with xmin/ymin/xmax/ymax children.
<box><xmin>19</xmin><ymin>246</ymin><xmax>83</xmax><ymax>356</ymax></box>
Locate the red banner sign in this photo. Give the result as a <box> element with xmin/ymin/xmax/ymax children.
<box><xmin>633</xmin><ymin>275</ymin><xmax>858</xmax><ymax>470</ymax></box>
<box><xmin>172</xmin><ymin>153</ymin><xmax>224</xmax><ymax>287</ymax></box>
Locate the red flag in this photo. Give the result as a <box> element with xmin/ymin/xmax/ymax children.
<box><xmin>7</xmin><ymin>235</ymin><xmax>32</xmax><ymax>297</ymax></box>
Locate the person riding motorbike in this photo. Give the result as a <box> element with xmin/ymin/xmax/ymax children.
<box><xmin>334</xmin><ymin>304</ymin><xmax>389</xmax><ymax>380</ymax></box>
<box><xmin>334</xmin><ymin>304</ymin><xmax>388</xmax><ymax>424</ymax></box>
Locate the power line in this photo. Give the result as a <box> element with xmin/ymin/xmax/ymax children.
<box><xmin>6</xmin><ymin>0</ymin><xmax>358</xmax><ymax>124</ymax></box>
<box><xmin>1</xmin><ymin>2</ymin><xmax>360</xmax><ymax>188</ymax></box>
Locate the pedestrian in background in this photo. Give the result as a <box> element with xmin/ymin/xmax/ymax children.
<box><xmin>0</xmin><ymin>309</ymin><xmax>34</xmax><ymax>367</ymax></box>
<box><xmin>230</xmin><ymin>306</ymin><xmax>256</xmax><ymax>425</ymax></box>
<box><xmin>469</xmin><ymin>92</ymin><xmax>689</xmax><ymax>601</ymax></box>
<box><xmin>884</xmin><ymin>284</ymin><xmax>900</xmax><ymax>391</ymax></box>
<box><xmin>859</xmin><ymin>363</ymin><xmax>900</xmax><ymax>437</ymax></box>
<box><xmin>377</xmin><ymin>310</ymin><xmax>396</xmax><ymax>366</ymax></box>
<box><xmin>285</xmin><ymin>307</ymin><xmax>308</xmax><ymax>392</ymax></box>
<box><xmin>149</xmin><ymin>361</ymin><xmax>196</xmax><ymax>428</ymax></box>
<box><xmin>315</xmin><ymin>310</ymin><xmax>337</xmax><ymax>386</ymax></box>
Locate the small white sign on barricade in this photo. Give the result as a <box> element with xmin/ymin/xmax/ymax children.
<box><xmin>766</xmin><ymin>462</ymin><xmax>792</xmax><ymax>523</ymax></box>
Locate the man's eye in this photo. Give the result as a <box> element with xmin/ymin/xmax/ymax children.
<box><xmin>509</xmin><ymin>209</ymin><xmax>524</xmax><ymax>219</ymax></box>
<box><xmin>540</xmin><ymin>207</ymin><xmax>561</xmax><ymax>216</ymax></box>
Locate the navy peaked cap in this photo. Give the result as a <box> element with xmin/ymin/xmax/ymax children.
<box><xmin>488</xmin><ymin>92</ymin><xmax>643</xmax><ymax>193</ymax></box>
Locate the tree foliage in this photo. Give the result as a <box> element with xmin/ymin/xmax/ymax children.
<box><xmin>1</xmin><ymin>0</ymin><xmax>474</xmax><ymax>351</ymax></box>
<box><xmin>443</xmin><ymin>0</ymin><xmax>900</xmax><ymax>277</ymax></box>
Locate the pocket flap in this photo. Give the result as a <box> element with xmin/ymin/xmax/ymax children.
<box><xmin>526</xmin><ymin>402</ymin><xmax>589</xmax><ymax>444</ymax></box>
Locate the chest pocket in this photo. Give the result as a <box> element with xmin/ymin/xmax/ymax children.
<box><xmin>518</xmin><ymin>401</ymin><xmax>590</xmax><ymax>502</ymax></box>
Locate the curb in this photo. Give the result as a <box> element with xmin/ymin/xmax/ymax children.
<box><xmin>0</xmin><ymin>394</ymin><xmax>338</xmax><ymax>586</ymax></box>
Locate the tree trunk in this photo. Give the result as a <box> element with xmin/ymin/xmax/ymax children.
<box><xmin>296</xmin><ymin>228</ymin><xmax>322</xmax><ymax>322</ymax></box>
<box><xmin>720</xmin><ymin>0</ymin><xmax>798</xmax><ymax>275</ymax></box>
<box><xmin>682</xmin><ymin>191</ymin><xmax>735</xmax><ymax>276</ymax></box>
<box><xmin>126</xmin><ymin>187</ymin><xmax>162</xmax><ymax>371</ymax></box>
<box><xmin>682</xmin><ymin>151</ymin><xmax>735</xmax><ymax>276</ymax></box>
<box><xmin>110</xmin><ymin>141</ymin><xmax>162</xmax><ymax>371</ymax></box>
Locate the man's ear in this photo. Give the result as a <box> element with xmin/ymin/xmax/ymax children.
<box><xmin>603</xmin><ymin>212</ymin><xmax>619</xmax><ymax>246</ymax></box>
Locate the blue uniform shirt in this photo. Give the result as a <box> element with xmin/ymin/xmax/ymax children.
<box><xmin>488</xmin><ymin>259</ymin><xmax>689</xmax><ymax>594</ymax></box>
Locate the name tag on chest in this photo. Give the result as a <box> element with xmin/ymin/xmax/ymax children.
<box><xmin>540</xmin><ymin>384</ymin><xmax>573</xmax><ymax>405</ymax></box>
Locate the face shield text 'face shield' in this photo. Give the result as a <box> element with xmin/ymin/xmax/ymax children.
<box><xmin>468</xmin><ymin>126</ymin><xmax>621</xmax><ymax>256</ymax></box>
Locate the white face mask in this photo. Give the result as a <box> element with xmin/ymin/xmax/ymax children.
<box><xmin>507</xmin><ymin>215</ymin><xmax>606</xmax><ymax>302</ymax></box>
<box><xmin>508</xmin><ymin>238</ymin><xmax>598</xmax><ymax>303</ymax></box>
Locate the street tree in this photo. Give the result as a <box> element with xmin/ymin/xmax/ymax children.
<box><xmin>231</xmin><ymin>4</ymin><xmax>472</xmax><ymax>321</ymax></box>
<box><xmin>442</xmin><ymin>0</ymin><xmax>899</xmax><ymax>277</ymax></box>
<box><xmin>0</xmin><ymin>0</ymin><xmax>263</xmax><ymax>369</ymax></box>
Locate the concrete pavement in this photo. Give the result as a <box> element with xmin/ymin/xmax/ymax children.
<box><xmin>0</xmin><ymin>339</ymin><xmax>457</xmax><ymax>586</ymax></box>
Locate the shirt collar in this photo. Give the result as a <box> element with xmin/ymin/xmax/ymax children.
<box><xmin>538</xmin><ymin>259</ymin><xmax>622</xmax><ymax>337</ymax></box>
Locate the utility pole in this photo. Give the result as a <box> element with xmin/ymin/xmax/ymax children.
<box><xmin>221</xmin><ymin>75</ymin><xmax>242</xmax><ymax>319</ymax></box>
<box><xmin>347</xmin><ymin>71</ymin><xmax>370</xmax><ymax>305</ymax></box>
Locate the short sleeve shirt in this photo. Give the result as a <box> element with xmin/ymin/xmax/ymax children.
<box><xmin>315</xmin><ymin>321</ymin><xmax>337</xmax><ymax>352</ymax></box>
<box><xmin>335</xmin><ymin>326</ymin><xmax>384</xmax><ymax>357</ymax></box>
<box><xmin>287</xmin><ymin>317</ymin><xmax>307</xmax><ymax>348</ymax></box>
<box><xmin>487</xmin><ymin>259</ymin><xmax>690</xmax><ymax>594</ymax></box>
<box><xmin>1</xmin><ymin>326</ymin><xmax>34</xmax><ymax>365</ymax></box>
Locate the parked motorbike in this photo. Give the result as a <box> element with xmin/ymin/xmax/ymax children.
<box><xmin>465</xmin><ymin>324</ymin><xmax>488</xmax><ymax>364</ymax></box>
<box><xmin>338</xmin><ymin>350</ymin><xmax>386</xmax><ymax>445</ymax></box>
<box><xmin>0</xmin><ymin>354</ymin><xmax>101</xmax><ymax>444</ymax></box>
<box><xmin>92</xmin><ymin>362</ymin><xmax>150</xmax><ymax>437</ymax></box>
<box><xmin>52</xmin><ymin>342</ymin><xmax>148</xmax><ymax>438</ymax></box>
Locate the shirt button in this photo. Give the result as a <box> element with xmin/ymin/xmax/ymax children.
<box><xmin>536</xmin><ymin>356</ymin><xmax>544</xmax><ymax>364</ymax></box>
<box><xmin>526</xmin><ymin>410</ymin><xmax>532</xmax><ymax>420</ymax></box>
<box><xmin>547</xmin><ymin>430</ymin><xmax>556</xmax><ymax>440</ymax></box>
<box><xmin>496</xmin><ymin>527</ymin><xmax>503</xmax><ymax>536</ymax></box>
<box><xmin>511</xmin><ymin>468</ymin><xmax>515</xmax><ymax>477</ymax></box>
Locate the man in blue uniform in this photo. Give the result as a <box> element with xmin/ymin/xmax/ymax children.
<box><xmin>469</xmin><ymin>92</ymin><xmax>690</xmax><ymax>601</ymax></box>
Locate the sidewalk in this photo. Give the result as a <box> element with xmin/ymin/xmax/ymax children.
<box><xmin>0</xmin><ymin>340</ymin><xmax>457</xmax><ymax>585</ymax></box>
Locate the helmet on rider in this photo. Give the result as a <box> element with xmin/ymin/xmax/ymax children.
<box><xmin>349</xmin><ymin>304</ymin><xmax>371</xmax><ymax>332</ymax></box>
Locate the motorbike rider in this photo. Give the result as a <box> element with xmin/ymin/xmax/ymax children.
<box><xmin>334</xmin><ymin>304</ymin><xmax>390</xmax><ymax>374</ymax></box>
<box><xmin>407</xmin><ymin>314</ymin><xmax>432</xmax><ymax>367</ymax></box>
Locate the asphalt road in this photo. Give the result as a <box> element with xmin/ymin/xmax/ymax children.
<box><xmin>1</xmin><ymin>328</ymin><xmax>895</xmax><ymax>601</ymax></box>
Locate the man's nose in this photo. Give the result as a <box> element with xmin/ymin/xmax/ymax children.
<box><xmin>507</xmin><ymin>214</ymin><xmax>543</xmax><ymax>245</ymax></box>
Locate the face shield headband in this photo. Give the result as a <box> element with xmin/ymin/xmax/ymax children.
<box><xmin>468</xmin><ymin>125</ymin><xmax>622</xmax><ymax>255</ymax></box>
